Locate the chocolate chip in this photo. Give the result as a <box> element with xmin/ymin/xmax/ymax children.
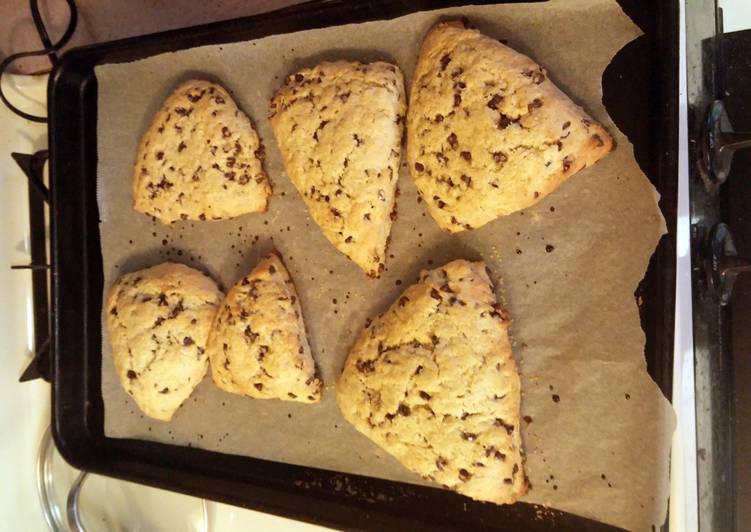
<box><xmin>593</xmin><ymin>134</ymin><xmax>605</xmax><ymax>147</ymax></box>
<box><xmin>397</xmin><ymin>404</ymin><xmax>411</xmax><ymax>416</ymax></box>
<box><xmin>244</xmin><ymin>326</ymin><xmax>259</xmax><ymax>342</ymax></box>
<box><xmin>159</xmin><ymin>387</ymin><xmax>170</xmax><ymax>394</ymax></box>
<box><xmin>155</xmin><ymin>151</ymin><xmax>164</xmax><ymax>160</ymax></box>
<box><xmin>419</xmin><ymin>391</ymin><xmax>431</xmax><ymax>400</ymax></box>
<box><xmin>168</xmin><ymin>301</ymin><xmax>184</xmax><ymax>319</ymax></box>
<box><xmin>214</xmin><ymin>96</ymin><xmax>225</xmax><ymax>104</ymax></box>
<box><xmin>430</xmin><ymin>288</ymin><xmax>442</xmax><ymax>301</ymax></box>
<box><xmin>436</xmin><ymin>457</ymin><xmax>448</xmax><ymax>470</ymax></box>
<box><xmin>440</xmin><ymin>54</ymin><xmax>451</xmax><ymax>71</ymax></box>
<box><xmin>487</xmin><ymin>94</ymin><xmax>503</xmax><ymax>110</ymax></box>
<box><xmin>356</xmin><ymin>359</ymin><xmax>375</xmax><ymax>374</ymax></box>
<box><xmin>414</xmin><ymin>162</ymin><xmax>424</xmax><ymax>172</ymax></box>
<box><xmin>492</xmin><ymin>152</ymin><xmax>507</xmax><ymax>164</ymax></box>
<box><xmin>453</xmin><ymin>93</ymin><xmax>462</xmax><ymax>107</ymax></box>
<box><xmin>183</xmin><ymin>337</ymin><xmax>194</xmax><ymax>346</ymax></box>
<box><xmin>186</xmin><ymin>91</ymin><xmax>203</xmax><ymax>103</ymax></box>
<box><xmin>495</xmin><ymin>418</ymin><xmax>515</xmax><ymax>434</ymax></box>
<box><xmin>504</xmin><ymin>478</ymin><xmax>513</xmax><ymax>485</ymax></box>
<box><xmin>110</xmin><ymin>306</ymin><xmax>118</xmax><ymax>316</ymax></box>
<box><xmin>398</xmin><ymin>296</ymin><xmax>409</xmax><ymax>307</ymax></box>
<box><xmin>430</xmin><ymin>334</ymin><xmax>439</xmax><ymax>345</ymax></box>
<box><xmin>552</xmin><ymin>394</ymin><xmax>561</xmax><ymax>403</ymax></box>
<box><xmin>498</xmin><ymin>114</ymin><xmax>517</xmax><ymax>129</ymax></box>
<box><xmin>545</xmin><ymin>244</ymin><xmax>555</xmax><ymax>253</ymax></box>
<box><xmin>222</xmin><ymin>127</ymin><xmax>231</xmax><ymax>138</ymax></box>
<box><xmin>461</xmin><ymin>432</ymin><xmax>477</xmax><ymax>441</ymax></box>
<box><xmin>127</xmin><ymin>370</ymin><xmax>137</xmax><ymax>380</ymax></box>
<box><xmin>414</xmin><ymin>365</ymin><xmax>423</xmax><ymax>375</ymax></box>
<box><xmin>562</xmin><ymin>121</ymin><xmax>571</xmax><ymax>130</ymax></box>
<box><xmin>434</xmin><ymin>114</ymin><xmax>444</xmax><ymax>123</ymax></box>
<box><xmin>269</xmin><ymin>264</ymin><xmax>276</xmax><ymax>274</ymax></box>
<box><xmin>459</xmin><ymin>469</ymin><xmax>472</xmax><ymax>481</ymax></box>
<box><xmin>523</xmin><ymin>68</ymin><xmax>546</xmax><ymax>84</ymax></box>
<box><xmin>528</xmin><ymin>98</ymin><xmax>543</xmax><ymax>112</ymax></box>
<box><xmin>177</xmin><ymin>141</ymin><xmax>187</xmax><ymax>152</ymax></box>
<box><xmin>174</xmin><ymin>107</ymin><xmax>192</xmax><ymax>117</ymax></box>
<box><xmin>563</xmin><ymin>157</ymin><xmax>573</xmax><ymax>172</ymax></box>
<box><xmin>294</xmin><ymin>73</ymin><xmax>304</xmax><ymax>82</ymax></box>
<box><xmin>447</xmin><ymin>132</ymin><xmax>459</xmax><ymax>150</ymax></box>
<box><xmin>254</xmin><ymin>383</ymin><xmax>263</xmax><ymax>391</ymax></box>
<box><xmin>460</xmin><ymin>151</ymin><xmax>471</xmax><ymax>162</ymax></box>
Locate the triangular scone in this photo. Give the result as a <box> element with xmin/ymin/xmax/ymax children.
<box><xmin>270</xmin><ymin>61</ymin><xmax>406</xmax><ymax>277</ymax></box>
<box><xmin>337</xmin><ymin>260</ymin><xmax>526</xmax><ymax>504</ymax></box>
<box><xmin>106</xmin><ymin>263</ymin><xmax>223</xmax><ymax>421</ymax></box>
<box><xmin>207</xmin><ymin>253</ymin><xmax>322</xmax><ymax>402</ymax></box>
<box><xmin>132</xmin><ymin>80</ymin><xmax>271</xmax><ymax>224</ymax></box>
<box><xmin>407</xmin><ymin>21</ymin><xmax>614</xmax><ymax>232</ymax></box>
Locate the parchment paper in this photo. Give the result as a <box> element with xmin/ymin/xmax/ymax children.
<box><xmin>95</xmin><ymin>1</ymin><xmax>675</xmax><ymax>530</ymax></box>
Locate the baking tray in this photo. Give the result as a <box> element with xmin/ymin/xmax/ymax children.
<box><xmin>48</xmin><ymin>0</ymin><xmax>678</xmax><ymax>529</ymax></box>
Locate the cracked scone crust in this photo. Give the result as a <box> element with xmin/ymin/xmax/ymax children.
<box><xmin>407</xmin><ymin>21</ymin><xmax>614</xmax><ymax>232</ymax></box>
<box><xmin>207</xmin><ymin>253</ymin><xmax>322</xmax><ymax>402</ymax></box>
<box><xmin>106</xmin><ymin>263</ymin><xmax>223</xmax><ymax>421</ymax></box>
<box><xmin>269</xmin><ymin>61</ymin><xmax>406</xmax><ymax>277</ymax></box>
<box><xmin>132</xmin><ymin>80</ymin><xmax>271</xmax><ymax>224</ymax></box>
<box><xmin>336</xmin><ymin>260</ymin><xmax>526</xmax><ymax>504</ymax></box>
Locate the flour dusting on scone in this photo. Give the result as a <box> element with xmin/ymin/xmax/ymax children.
<box><xmin>270</xmin><ymin>61</ymin><xmax>406</xmax><ymax>277</ymax></box>
<box><xmin>106</xmin><ymin>263</ymin><xmax>223</xmax><ymax>421</ymax></box>
<box><xmin>336</xmin><ymin>260</ymin><xmax>526</xmax><ymax>504</ymax></box>
<box><xmin>207</xmin><ymin>252</ymin><xmax>322</xmax><ymax>402</ymax></box>
<box><xmin>407</xmin><ymin>21</ymin><xmax>614</xmax><ymax>232</ymax></box>
<box><xmin>132</xmin><ymin>80</ymin><xmax>271</xmax><ymax>223</ymax></box>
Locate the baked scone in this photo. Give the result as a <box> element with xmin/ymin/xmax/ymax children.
<box><xmin>106</xmin><ymin>263</ymin><xmax>223</xmax><ymax>421</ymax></box>
<box><xmin>269</xmin><ymin>61</ymin><xmax>406</xmax><ymax>277</ymax></box>
<box><xmin>132</xmin><ymin>80</ymin><xmax>271</xmax><ymax>224</ymax></box>
<box><xmin>407</xmin><ymin>21</ymin><xmax>614</xmax><ymax>232</ymax></box>
<box><xmin>337</xmin><ymin>260</ymin><xmax>525</xmax><ymax>504</ymax></box>
<box><xmin>207</xmin><ymin>252</ymin><xmax>322</xmax><ymax>402</ymax></box>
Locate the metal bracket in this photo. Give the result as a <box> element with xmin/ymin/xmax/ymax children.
<box><xmin>704</xmin><ymin>223</ymin><xmax>751</xmax><ymax>306</ymax></box>
<box><xmin>698</xmin><ymin>100</ymin><xmax>751</xmax><ymax>191</ymax></box>
<box><xmin>12</xmin><ymin>149</ymin><xmax>51</xmax><ymax>383</ymax></box>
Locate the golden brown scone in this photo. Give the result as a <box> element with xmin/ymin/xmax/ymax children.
<box><xmin>132</xmin><ymin>80</ymin><xmax>271</xmax><ymax>224</ymax></box>
<box><xmin>106</xmin><ymin>263</ymin><xmax>223</xmax><ymax>421</ymax></box>
<box><xmin>207</xmin><ymin>253</ymin><xmax>322</xmax><ymax>402</ymax></box>
<box><xmin>337</xmin><ymin>260</ymin><xmax>526</xmax><ymax>504</ymax></box>
<box><xmin>270</xmin><ymin>61</ymin><xmax>406</xmax><ymax>277</ymax></box>
<box><xmin>407</xmin><ymin>21</ymin><xmax>614</xmax><ymax>232</ymax></box>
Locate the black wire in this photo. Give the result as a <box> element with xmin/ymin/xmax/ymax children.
<box><xmin>0</xmin><ymin>0</ymin><xmax>78</xmax><ymax>123</ymax></box>
<box><xmin>30</xmin><ymin>0</ymin><xmax>59</xmax><ymax>64</ymax></box>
